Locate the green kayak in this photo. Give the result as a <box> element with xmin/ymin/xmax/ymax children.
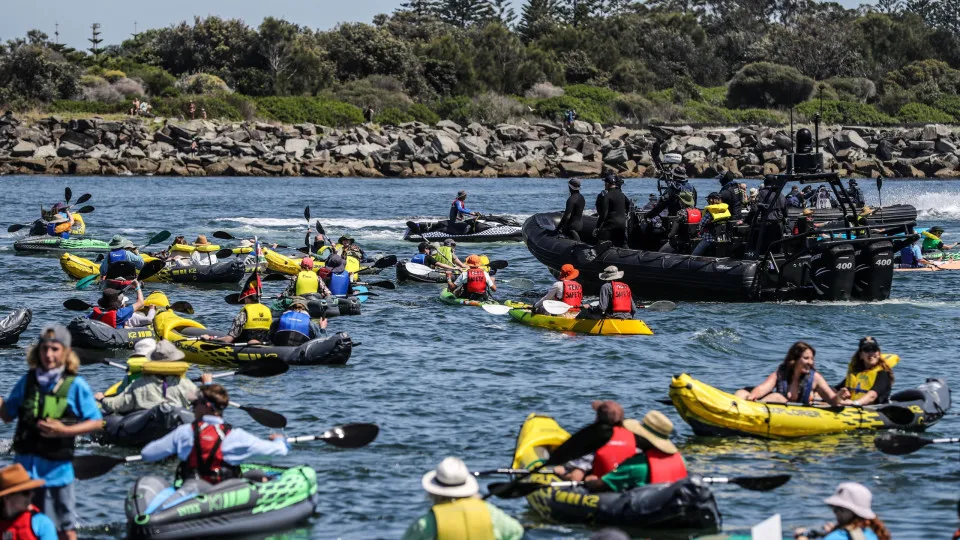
<box><xmin>14</xmin><ymin>235</ymin><xmax>111</xmax><ymax>254</ymax></box>
<box><xmin>438</xmin><ymin>289</ymin><xmax>528</xmax><ymax>308</ymax></box>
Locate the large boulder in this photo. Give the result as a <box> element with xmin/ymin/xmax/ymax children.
<box><xmin>458</xmin><ymin>136</ymin><xmax>487</xmax><ymax>156</ymax></box>
<box><xmin>430</xmin><ymin>133</ymin><xmax>460</xmax><ymax>156</ymax></box>
<box><xmin>60</xmin><ymin>131</ymin><xmax>97</xmax><ymax>149</ymax></box>
<box><xmin>834</xmin><ymin>130</ymin><xmax>869</xmax><ymax>151</ymax></box>
<box><xmin>10</xmin><ymin>141</ymin><xmax>36</xmax><ymax>157</ymax></box>
<box><xmin>684</xmin><ymin>136</ymin><xmax>715</xmax><ymax>153</ymax></box>
<box><xmin>559</xmin><ymin>161</ymin><xmax>601</xmax><ymax>177</ymax></box>
<box><xmin>436</xmin><ymin>119</ymin><xmax>462</xmax><ymax>132</ymax></box>
<box><xmin>570</xmin><ymin>120</ymin><xmax>593</xmax><ymax>134</ymax></box>
<box><xmin>922</xmin><ymin>124</ymin><xmax>950</xmax><ymax>141</ymax></box>
<box><xmin>284</xmin><ymin>138</ymin><xmax>310</xmax><ymax>159</ymax></box>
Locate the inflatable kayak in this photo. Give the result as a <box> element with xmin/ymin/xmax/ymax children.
<box><xmin>0</xmin><ymin>308</ymin><xmax>32</xmax><ymax>345</ymax></box>
<box><xmin>154</xmin><ymin>310</ymin><xmax>352</xmax><ymax>367</ymax></box>
<box><xmin>60</xmin><ymin>253</ymin><xmax>249</xmax><ymax>285</ymax></box>
<box><xmin>270</xmin><ymin>293</ymin><xmax>362</xmax><ymax>318</ymax></box>
<box><xmin>68</xmin><ymin>317</ymin><xmax>157</xmax><ymax>351</ymax></box>
<box><xmin>396</xmin><ymin>261</ymin><xmax>449</xmax><ymax>283</ymax></box>
<box><xmin>511</xmin><ymin>413</ymin><xmax>721</xmax><ymax>531</ymax></box>
<box><xmin>126</xmin><ymin>464</ymin><xmax>319</xmax><ymax>539</ymax></box>
<box><xmin>507</xmin><ymin>309</ymin><xmax>653</xmax><ymax>335</ymax></box>
<box><xmin>669</xmin><ymin>372</ymin><xmax>951</xmax><ymax>439</ymax></box>
<box><xmin>264</xmin><ymin>248</ymin><xmax>380</xmax><ymax>277</ymax></box>
<box><xmin>29</xmin><ymin>213</ymin><xmax>86</xmax><ymax>236</ymax></box>
<box><xmin>404</xmin><ymin>217</ymin><xmax>522</xmax><ymax>243</ymax></box>
<box><xmin>14</xmin><ymin>236</ymin><xmax>110</xmax><ymax>254</ymax></box>
<box><xmin>438</xmin><ymin>289</ymin><xmax>527</xmax><ymax>308</ymax></box>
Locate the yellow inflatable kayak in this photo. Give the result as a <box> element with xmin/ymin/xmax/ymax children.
<box><xmin>669</xmin><ymin>372</ymin><xmax>950</xmax><ymax>439</ymax></box>
<box><xmin>507</xmin><ymin>309</ymin><xmax>653</xmax><ymax>335</ymax></box>
<box><xmin>60</xmin><ymin>252</ymin><xmax>257</xmax><ymax>284</ymax></box>
<box><xmin>264</xmin><ymin>248</ymin><xmax>363</xmax><ymax>279</ymax></box>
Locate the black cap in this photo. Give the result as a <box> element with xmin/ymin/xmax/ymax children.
<box><xmin>849</xmin><ymin>179</ymin><xmax>858</xmax><ymax>186</ymax></box>
<box><xmin>568</xmin><ymin>179</ymin><xmax>581</xmax><ymax>190</ymax></box>
<box><xmin>858</xmin><ymin>336</ymin><xmax>880</xmax><ymax>352</ymax></box>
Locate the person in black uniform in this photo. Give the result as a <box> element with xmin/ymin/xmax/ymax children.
<box><xmin>594</xmin><ymin>173</ymin><xmax>628</xmax><ymax>247</ymax></box>
<box><xmin>645</xmin><ymin>166</ymin><xmax>696</xmax><ymax>219</ymax></box>
<box><xmin>847</xmin><ymin>179</ymin><xmax>865</xmax><ymax>208</ymax></box>
<box><xmin>746</xmin><ymin>177</ymin><xmax>787</xmax><ymax>257</ymax></box>
<box><xmin>717</xmin><ymin>170</ymin><xmax>743</xmax><ymax>220</ymax></box>
<box><xmin>557</xmin><ymin>178</ymin><xmax>585</xmax><ymax>241</ymax></box>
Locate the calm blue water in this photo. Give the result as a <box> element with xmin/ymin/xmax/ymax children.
<box><xmin>0</xmin><ymin>176</ymin><xmax>958</xmax><ymax>539</ymax></box>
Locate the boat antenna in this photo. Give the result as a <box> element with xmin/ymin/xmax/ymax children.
<box><xmin>814</xmin><ymin>85</ymin><xmax>823</xmax><ymax>167</ymax></box>
<box><xmin>789</xmin><ymin>108</ymin><xmax>795</xmax><ymax>175</ymax></box>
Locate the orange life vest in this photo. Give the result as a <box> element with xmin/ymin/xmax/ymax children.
<box><xmin>646</xmin><ymin>448</ymin><xmax>688</xmax><ymax>484</ymax></box>
<box><xmin>592</xmin><ymin>426</ymin><xmax>637</xmax><ymax>477</ymax></box>
<box><xmin>610</xmin><ymin>282</ymin><xmax>632</xmax><ymax>313</ymax></box>
<box><xmin>465</xmin><ymin>268</ymin><xmax>487</xmax><ymax>294</ymax></box>
<box><xmin>561</xmin><ymin>280</ymin><xmax>582</xmax><ymax>308</ymax></box>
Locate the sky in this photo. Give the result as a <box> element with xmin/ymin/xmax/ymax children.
<box><xmin>4</xmin><ymin>0</ymin><xmax>869</xmax><ymax>51</ymax></box>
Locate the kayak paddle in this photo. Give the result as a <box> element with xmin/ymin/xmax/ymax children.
<box><xmin>356</xmin><ymin>280</ymin><xmax>395</xmax><ymax>290</ymax></box>
<box><xmin>874</xmin><ymin>432</ymin><xmax>960</xmax><ymax>455</ymax></box>
<box><xmin>484</xmin><ymin>422</ymin><xmax>613</xmax><ymax>500</ymax></box>
<box><xmin>366</xmin><ymin>255</ymin><xmax>399</xmax><ymax>270</ymax></box>
<box><xmin>701</xmin><ymin>474</ymin><xmax>791</xmax><ymax>491</ymax></box>
<box><xmin>64</xmin><ymin>187</ymin><xmax>72</xmax><ymax>204</ymax></box>
<box><xmin>64</xmin><ymin>297</ymin><xmax>193</xmax><ymax>314</ymax></box>
<box><xmin>482</xmin><ymin>300</ymin><xmax>571</xmax><ymax>316</ymax></box>
<box><xmin>486</xmin><ymin>474</ymin><xmax>791</xmax><ymax>499</ymax></box>
<box><xmin>201</xmin><ymin>359</ymin><xmax>290</xmax><ymax>381</ymax></box>
<box><xmin>8</xmin><ymin>201</ymin><xmax>96</xmax><ymax>233</ymax></box>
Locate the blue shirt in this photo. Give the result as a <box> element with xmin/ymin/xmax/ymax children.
<box><xmin>32</xmin><ymin>512</ymin><xmax>58</xmax><ymax>540</ymax></box>
<box><xmin>87</xmin><ymin>305</ymin><xmax>136</xmax><ymax>327</ymax></box>
<box><xmin>141</xmin><ymin>415</ymin><xmax>289</xmax><ymax>464</ymax></box>
<box><xmin>823</xmin><ymin>528</ymin><xmax>878</xmax><ymax>540</ymax></box>
<box><xmin>4</xmin><ymin>374</ymin><xmax>102</xmax><ymax>487</ymax></box>
<box><xmin>99</xmin><ymin>251</ymin><xmax>145</xmax><ymax>276</ymax></box>
<box><xmin>454</xmin><ymin>200</ymin><xmax>473</xmax><ymax>215</ymax></box>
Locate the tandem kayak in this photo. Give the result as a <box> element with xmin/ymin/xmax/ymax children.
<box><xmin>60</xmin><ymin>253</ymin><xmax>253</xmax><ymax>285</ymax></box>
<box><xmin>270</xmin><ymin>293</ymin><xmax>362</xmax><ymax>318</ymax></box>
<box><xmin>154</xmin><ymin>311</ymin><xmax>353</xmax><ymax>367</ymax></box>
<box><xmin>669</xmin><ymin>372</ymin><xmax>951</xmax><ymax>439</ymax></box>
<box><xmin>126</xmin><ymin>464</ymin><xmax>319</xmax><ymax>539</ymax></box>
<box><xmin>0</xmin><ymin>308</ymin><xmax>32</xmax><ymax>345</ymax></box>
<box><xmin>511</xmin><ymin>413</ymin><xmax>721</xmax><ymax>531</ymax></box>
<box><xmin>438</xmin><ymin>289</ymin><xmax>527</xmax><ymax>308</ymax></box>
<box><xmin>403</xmin><ymin>217</ymin><xmax>522</xmax><ymax>243</ymax></box>
<box><xmin>507</xmin><ymin>309</ymin><xmax>653</xmax><ymax>335</ymax></box>
<box><xmin>396</xmin><ymin>261</ymin><xmax>448</xmax><ymax>283</ymax></box>
<box><xmin>29</xmin><ymin>213</ymin><xmax>87</xmax><ymax>236</ymax></box>
<box><xmin>264</xmin><ymin>248</ymin><xmax>384</xmax><ymax>277</ymax></box>
<box><xmin>14</xmin><ymin>235</ymin><xmax>110</xmax><ymax>254</ymax></box>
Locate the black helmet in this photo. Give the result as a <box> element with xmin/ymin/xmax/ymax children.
<box><xmin>849</xmin><ymin>179</ymin><xmax>858</xmax><ymax>186</ymax></box>
<box><xmin>718</xmin><ymin>170</ymin><xmax>735</xmax><ymax>185</ymax></box>
<box><xmin>707</xmin><ymin>192</ymin><xmax>722</xmax><ymax>201</ymax></box>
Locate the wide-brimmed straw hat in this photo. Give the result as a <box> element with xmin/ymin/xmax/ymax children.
<box><xmin>559</xmin><ymin>264</ymin><xmax>579</xmax><ymax>280</ymax></box>
<box><xmin>0</xmin><ymin>464</ymin><xmax>45</xmax><ymax>498</ymax></box>
<box><xmin>421</xmin><ymin>457</ymin><xmax>478</xmax><ymax>498</ymax></box>
<box><xmin>108</xmin><ymin>235</ymin><xmax>134</xmax><ymax>249</ymax></box>
<box><xmin>193</xmin><ymin>235</ymin><xmax>210</xmax><ymax>246</ymax></box>
<box><xmin>150</xmin><ymin>340</ymin><xmax>185</xmax><ymax>361</ymax></box>
<box><xmin>239</xmin><ymin>239</ymin><xmax>254</xmax><ymax>248</ymax></box>
<box><xmin>623</xmin><ymin>411</ymin><xmax>678</xmax><ymax>455</ymax></box>
<box><xmin>824</xmin><ymin>482</ymin><xmax>876</xmax><ymax>520</ymax></box>
<box><xmin>859</xmin><ymin>206</ymin><xmax>875</xmax><ymax>217</ymax></box>
<box><xmin>598</xmin><ymin>265</ymin><xmax>623</xmax><ymax>281</ymax></box>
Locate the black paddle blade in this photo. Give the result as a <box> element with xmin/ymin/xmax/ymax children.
<box><xmin>235</xmin><ymin>359</ymin><xmax>290</xmax><ymax>378</ymax></box>
<box><xmin>76</xmin><ymin>205</ymin><xmax>95</xmax><ymax>214</ymax></box>
<box><xmin>213</xmin><ymin>231</ymin><xmax>236</xmax><ymax>240</ymax></box>
<box><xmin>63</xmin><ymin>298</ymin><xmax>92</xmax><ymax>311</ymax></box>
<box><xmin>304</xmin><ymin>206</ymin><xmax>310</xmax><ymax>223</ymax></box>
<box><xmin>137</xmin><ymin>260</ymin><xmax>166</xmax><ymax>282</ymax></box>
<box><xmin>364</xmin><ymin>280</ymin><xmax>395</xmax><ymax>290</ymax></box>
<box><xmin>730</xmin><ymin>474</ymin><xmax>791</xmax><ymax>492</ymax></box>
<box><xmin>75</xmin><ymin>193</ymin><xmax>92</xmax><ymax>205</ymax></box>
<box><xmin>73</xmin><ymin>454</ymin><xmax>125</xmax><ymax>480</ymax></box>
<box><xmin>321</xmin><ymin>423</ymin><xmax>379</xmax><ymax>448</ymax></box>
<box><xmin>6</xmin><ymin>223</ymin><xmax>26</xmax><ymax>233</ymax></box>
<box><xmin>170</xmin><ymin>301</ymin><xmax>194</xmax><ymax>315</ymax></box>
<box><xmin>545</xmin><ymin>422</ymin><xmax>614</xmax><ymax>467</ymax></box>
<box><xmin>486</xmin><ymin>481</ymin><xmax>545</xmax><ymax>499</ymax></box>
<box><xmin>877</xmin><ymin>177</ymin><xmax>884</xmax><ymax>190</ymax></box>
<box><xmin>490</xmin><ymin>260</ymin><xmax>509</xmax><ymax>270</ymax></box>
<box><xmin>296</xmin><ymin>247</ymin><xmax>310</xmax><ymax>254</ymax></box>
<box><xmin>143</xmin><ymin>231</ymin><xmax>172</xmax><ymax>248</ymax></box>
<box><xmin>374</xmin><ymin>255</ymin><xmax>398</xmax><ymax>268</ymax></box>
<box><xmin>874</xmin><ymin>432</ymin><xmax>931</xmax><ymax>456</ymax></box>
<box><xmin>238</xmin><ymin>405</ymin><xmax>287</xmax><ymax>429</ymax></box>
<box><xmin>214</xmin><ymin>248</ymin><xmax>234</xmax><ymax>259</ymax></box>
<box><xmin>315</xmin><ymin>220</ymin><xmax>326</xmax><ymax>235</ymax></box>
<box><xmin>64</xmin><ymin>187</ymin><xmax>72</xmax><ymax>204</ymax></box>
<box><xmin>224</xmin><ymin>293</ymin><xmax>241</xmax><ymax>305</ymax></box>
<box><xmin>304</xmin><ymin>232</ymin><xmax>311</xmax><ymax>253</ymax></box>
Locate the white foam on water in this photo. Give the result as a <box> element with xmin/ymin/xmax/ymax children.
<box><xmin>882</xmin><ymin>189</ymin><xmax>960</xmax><ymax>220</ymax></box>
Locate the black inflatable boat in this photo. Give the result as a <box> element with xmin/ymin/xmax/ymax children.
<box><xmin>0</xmin><ymin>309</ymin><xmax>32</xmax><ymax>345</ymax></box>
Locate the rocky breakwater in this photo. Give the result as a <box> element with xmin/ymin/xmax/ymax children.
<box><xmin>1</xmin><ymin>113</ymin><xmax>959</xmax><ymax>179</ymax></box>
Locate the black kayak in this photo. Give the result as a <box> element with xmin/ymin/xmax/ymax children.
<box><xmin>270</xmin><ymin>293</ymin><xmax>362</xmax><ymax>318</ymax></box>
<box><xmin>395</xmin><ymin>261</ymin><xmax>449</xmax><ymax>283</ymax></box>
<box><xmin>68</xmin><ymin>318</ymin><xmax>156</xmax><ymax>352</ymax></box>
<box><xmin>403</xmin><ymin>215</ymin><xmax>522</xmax><ymax>243</ymax></box>
<box><xmin>152</xmin><ymin>259</ymin><xmax>247</xmax><ymax>285</ymax></box>
<box><xmin>0</xmin><ymin>308</ymin><xmax>32</xmax><ymax>346</ymax></box>
<box><xmin>95</xmin><ymin>403</ymin><xmax>192</xmax><ymax>448</ymax></box>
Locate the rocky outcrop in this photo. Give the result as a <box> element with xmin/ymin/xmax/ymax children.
<box><xmin>0</xmin><ymin>112</ymin><xmax>958</xmax><ymax>178</ymax></box>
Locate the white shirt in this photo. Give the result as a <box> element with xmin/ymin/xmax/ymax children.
<box><xmin>190</xmin><ymin>250</ymin><xmax>218</xmax><ymax>266</ymax></box>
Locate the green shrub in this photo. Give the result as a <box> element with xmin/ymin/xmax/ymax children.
<box><xmin>612</xmin><ymin>93</ymin><xmax>653</xmax><ymax>123</ymax></box>
<box><xmin>563</xmin><ymin>84</ymin><xmax>619</xmax><ymax>105</ymax></box>
<box><xmin>255</xmin><ymin>96</ymin><xmax>363</xmax><ymax>126</ymax></box>
<box><xmin>79</xmin><ymin>75</ymin><xmax>106</xmax><ymax>87</ymax></box>
<box><xmin>102</xmin><ymin>70</ymin><xmax>127</xmax><ymax>83</ymax></box>
<box><xmin>126</xmin><ymin>65</ymin><xmax>177</xmax><ymax>97</ymax></box>
<box><xmin>933</xmin><ymin>96</ymin><xmax>960</xmax><ymax>119</ymax></box>
<box><xmin>698</xmin><ymin>86</ymin><xmax>727</xmax><ymax>107</ymax></box>
<box><xmin>176</xmin><ymin>73</ymin><xmax>231</xmax><ymax>95</ymax></box>
<box><xmin>898</xmin><ymin>102</ymin><xmax>954</xmax><ymax>123</ymax></box>
<box><xmin>823</xmin><ymin>77</ymin><xmax>876</xmax><ymax>103</ymax></box>
<box><xmin>733</xmin><ymin>108</ymin><xmax>788</xmax><ymax>125</ymax></box>
<box><xmin>795</xmin><ymin>100</ymin><xmax>894</xmax><ymax>125</ymax></box>
<box><xmin>150</xmin><ymin>95</ymin><xmax>245</xmax><ymax>121</ymax></box>
<box><xmin>532</xmin><ymin>95</ymin><xmax>617</xmax><ymax>124</ymax></box>
<box><xmin>408</xmin><ymin>103</ymin><xmax>440</xmax><ymax>125</ymax></box>
<box><xmin>727</xmin><ymin>62</ymin><xmax>814</xmax><ymax>109</ymax></box>
<box><xmin>681</xmin><ymin>101</ymin><xmax>736</xmax><ymax>124</ymax></box>
<box><xmin>49</xmin><ymin>100</ymin><xmax>132</xmax><ymax>114</ymax></box>
<box><xmin>375</xmin><ymin>107</ymin><xmax>413</xmax><ymax>126</ymax></box>
<box><xmin>433</xmin><ymin>96</ymin><xmax>479</xmax><ymax>125</ymax></box>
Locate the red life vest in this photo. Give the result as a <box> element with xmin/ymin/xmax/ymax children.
<box><xmin>646</xmin><ymin>448</ymin><xmax>688</xmax><ymax>484</ymax></box>
<box><xmin>610</xmin><ymin>282</ymin><xmax>632</xmax><ymax>314</ymax></box>
<box><xmin>0</xmin><ymin>505</ymin><xmax>40</xmax><ymax>540</ymax></box>
<box><xmin>183</xmin><ymin>421</ymin><xmax>240</xmax><ymax>484</ymax></box>
<box><xmin>685</xmin><ymin>208</ymin><xmax>702</xmax><ymax>224</ymax></box>
<box><xmin>592</xmin><ymin>426</ymin><xmax>637</xmax><ymax>477</ymax></box>
<box><xmin>465</xmin><ymin>268</ymin><xmax>487</xmax><ymax>294</ymax></box>
<box><xmin>91</xmin><ymin>307</ymin><xmax>119</xmax><ymax>328</ymax></box>
<box><xmin>561</xmin><ymin>280</ymin><xmax>582</xmax><ymax>308</ymax></box>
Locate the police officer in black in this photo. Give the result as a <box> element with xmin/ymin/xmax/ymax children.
<box><xmin>746</xmin><ymin>177</ymin><xmax>787</xmax><ymax>257</ymax></box>
<box><xmin>557</xmin><ymin>178</ymin><xmax>585</xmax><ymax>241</ymax></box>
<box><xmin>718</xmin><ymin>170</ymin><xmax>744</xmax><ymax>220</ymax></box>
<box><xmin>594</xmin><ymin>172</ymin><xmax>629</xmax><ymax>247</ymax></box>
<box><xmin>847</xmin><ymin>179</ymin><xmax>865</xmax><ymax>208</ymax></box>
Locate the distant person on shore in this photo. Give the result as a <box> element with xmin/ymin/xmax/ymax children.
<box><xmin>557</xmin><ymin>178</ymin><xmax>585</xmax><ymax>241</ymax></box>
<box><xmin>188</xmin><ymin>102</ymin><xmax>196</xmax><ymax>120</ymax></box>
<box><xmin>131</xmin><ymin>98</ymin><xmax>141</xmax><ymax>116</ymax></box>
<box><xmin>365</xmin><ymin>106</ymin><xmax>375</xmax><ymax>123</ymax></box>
<box><xmin>201</xmin><ymin>107</ymin><xmax>207</xmax><ymax>120</ymax></box>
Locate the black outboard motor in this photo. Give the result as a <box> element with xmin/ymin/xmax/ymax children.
<box><xmin>809</xmin><ymin>242</ymin><xmax>855</xmax><ymax>300</ymax></box>
<box><xmin>853</xmin><ymin>241</ymin><xmax>895</xmax><ymax>301</ymax></box>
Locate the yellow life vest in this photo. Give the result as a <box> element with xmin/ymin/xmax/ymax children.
<box><xmin>194</xmin><ymin>244</ymin><xmax>220</xmax><ymax>253</ymax></box>
<box><xmin>346</xmin><ymin>255</ymin><xmax>361</xmax><ymax>282</ymax></box>
<box><xmin>142</xmin><ymin>361</ymin><xmax>190</xmax><ymax>377</ymax></box>
<box><xmin>432</xmin><ymin>498</ymin><xmax>495</xmax><ymax>540</ymax></box>
<box><xmin>144</xmin><ymin>291</ymin><xmax>170</xmax><ymax>309</ymax></box>
<box><xmin>843</xmin><ymin>353</ymin><xmax>899</xmax><ymax>400</ymax></box>
<box><xmin>233</xmin><ymin>247</ymin><xmax>253</xmax><ymax>255</ymax></box>
<box><xmin>126</xmin><ymin>356</ymin><xmax>149</xmax><ymax>374</ymax></box>
<box><xmin>242</xmin><ymin>303</ymin><xmax>273</xmax><ymax>331</ymax></box>
<box><xmin>435</xmin><ymin>246</ymin><xmax>454</xmax><ymax>266</ymax></box>
<box><xmin>704</xmin><ymin>203</ymin><xmax>731</xmax><ymax>221</ymax></box>
<box><xmin>295</xmin><ymin>270</ymin><xmax>320</xmax><ymax>296</ymax></box>
<box><xmin>170</xmin><ymin>244</ymin><xmax>195</xmax><ymax>255</ymax></box>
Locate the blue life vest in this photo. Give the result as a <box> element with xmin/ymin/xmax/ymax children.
<box><xmin>411</xmin><ymin>253</ymin><xmax>426</xmax><ymax>265</ymax></box>
<box><xmin>108</xmin><ymin>250</ymin><xmax>128</xmax><ymax>265</ymax></box>
<box><xmin>900</xmin><ymin>245</ymin><xmax>920</xmax><ymax>268</ymax></box>
<box><xmin>775</xmin><ymin>368</ymin><xmax>816</xmax><ymax>405</ymax></box>
<box><xmin>330</xmin><ymin>271</ymin><xmax>350</xmax><ymax>296</ymax></box>
<box><xmin>277</xmin><ymin>311</ymin><xmax>311</xmax><ymax>339</ymax></box>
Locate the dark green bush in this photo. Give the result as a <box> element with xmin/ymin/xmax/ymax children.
<box><xmin>823</xmin><ymin>77</ymin><xmax>876</xmax><ymax>103</ymax></box>
<box><xmin>681</xmin><ymin>101</ymin><xmax>736</xmax><ymax>124</ymax></box>
<box><xmin>563</xmin><ymin>84</ymin><xmax>619</xmax><ymax>105</ymax></box>
<box><xmin>433</xmin><ymin>96</ymin><xmax>479</xmax><ymax>125</ymax></box>
<box><xmin>49</xmin><ymin>100</ymin><xmax>132</xmax><ymax>114</ymax></box>
<box><xmin>933</xmin><ymin>96</ymin><xmax>960</xmax><ymax>119</ymax></box>
<box><xmin>150</xmin><ymin>94</ymin><xmax>250</xmax><ymax>121</ymax></box>
<box><xmin>408</xmin><ymin>103</ymin><xmax>440</xmax><ymax>124</ymax></box>
<box><xmin>727</xmin><ymin>62</ymin><xmax>814</xmax><ymax>108</ymax></box>
<box><xmin>795</xmin><ymin>100</ymin><xmax>894</xmax><ymax>125</ymax></box>
<box><xmin>374</xmin><ymin>107</ymin><xmax>413</xmax><ymax>126</ymax></box>
<box><xmin>898</xmin><ymin>102</ymin><xmax>954</xmax><ymax>123</ymax></box>
<box><xmin>532</xmin><ymin>95</ymin><xmax>617</xmax><ymax>123</ymax></box>
<box><xmin>255</xmin><ymin>96</ymin><xmax>363</xmax><ymax>126</ymax></box>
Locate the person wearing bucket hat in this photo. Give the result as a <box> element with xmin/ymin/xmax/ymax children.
<box><xmin>594</xmin><ymin>172</ymin><xmax>629</xmax><ymax>247</ymax></box>
<box><xmin>402</xmin><ymin>457</ymin><xmax>523</xmax><ymax>540</ymax></box>
<box><xmin>434</xmin><ymin>238</ymin><xmax>466</xmax><ymax>269</ymax></box>
<box><xmin>557</xmin><ymin>178</ymin><xmax>586</xmax><ymax>241</ymax></box>
<box><xmin>89</xmin><ymin>284</ymin><xmax>145</xmax><ymax>329</ymax></box>
<box><xmin>834</xmin><ymin>337</ymin><xmax>896</xmax><ymax>406</ymax></box>
<box><xmin>534</xmin><ymin>264</ymin><xmax>582</xmax><ymax>314</ymax></box>
<box><xmin>190</xmin><ymin>235</ymin><xmax>219</xmax><ymax>266</ymax></box>
<box><xmin>794</xmin><ymin>482</ymin><xmax>890</xmax><ymax>540</ymax></box>
<box><xmin>141</xmin><ymin>383</ymin><xmax>288</xmax><ymax>485</ymax></box>
<box><xmin>662</xmin><ymin>191</ymin><xmax>701</xmax><ymax>254</ymax></box>
<box><xmin>204</xmin><ymin>273</ymin><xmax>272</xmax><ymax>345</ymax></box>
<box><xmin>271</xmin><ymin>296</ymin><xmax>325</xmax><ymax>346</ymax></box>
<box><xmin>448</xmin><ymin>190</ymin><xmax>481</xmax><ymax>235</ymax></box>
<box><xmin>0</xmin><ymin>463</ymin><xmax>57</xmax><ymax>540</ymax></box>
<box><xmin>336</xmin><ymin>234</ymin><xmax>366</xmax><ymax>261</ymax></box>
<box><xmin>921</xmin><ymin>225</ymin><xmax>957</xmax><ymax>254</ymax></box>
<box><xmin>847</xmin><ymin>178</ymin><xmax>865</xmax><ymax>208</ymax></box>
<box><xmin>578</xmin><ymin>266</ymin><xmax>636</xmax><ymax>320</ymax></box>
<box><xmin>99</xmin><ymin>234</ymin><xmax>144</xmax><ymax>283</ymax></box>
<box><xmin>0</xmin><ymin>326</ymin><xmax>103</xmax><ymax>539</ymax></box>
<box><xmin>447</xmin><ymin>255</ymin><xmax>496</xmax><ymax>300</ymax></box>
<box><xmin>97</xmin><ymin>340</ymin><xmax>209</xmax><ymax>414</ymax></box>
<box><xmin>584</xmin><ymin>411</ymin><xmax>689</xmax><ymax>493</ymax></box>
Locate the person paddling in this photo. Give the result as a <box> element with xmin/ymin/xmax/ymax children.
<box><xmin>141</xmin><ymin>384</ymin><xmax>288</xmax><ymax>484</ymax></box>
<box><xmin>447</xmin><ymin>255</ymin><xmax>496</xmax><ymax>301</ymax></box>
<box><xmin>44</xmin><ymin>203</ymin><xmax>74</xmax><ymax>239</ymax></box>
<box><xmin>89</xmin><ymin>285</ymin><xmax>145</xmax><ymax>329</ymax></box>
<box><xmin>735</xmin><ymin>341</ymin><xmax>842</xmax><ymax>406</ymax></box>
<box><xmin>0</xmin><ymin>326</ymin><xmax>103</xmax><ymax>540</ymax></box>
<box><xmin>412</xmin><ymin>242</ymin><xmax>456</xmax><ymax>271</ymax></box>
<box><xmin>270</xmin><ymin>297</ymin><xmax>326</xmax><ymax>346</ymax></box>
<box><xmin>534</xmin><ymin>263</ymin><xmax>582</xmax><ymax>315</ymax></box>
<box><xmin>835</xmin><ymin>337</ymin><xmax>895</xmax><ymax>406</ymax></box>
<box><xmin>434</xmin><ymin>239</ymin><xmax>466</xmax><ymax>269</ymax></box>
<box><xmin>203</xmin><ymin>274</ymin><xmax>271</xmax><ymax>345</ymax></box>
<box><xmin>557</xmin><ymin>179</ymin><xmax>585</xmax><ymax>241</ymax></box>
<box><xmin>794</xmin><ymin>482</ymin><xmax>890</xmax><ymax>540</ymax></box>
<box><xmin>921</xmin><ymin>226</ymin><xmax>957</xmax><ymax>254</ymax></box>
<box><xmin>402</xmin><ymin>457</ymin><xmax>523</xmax><ymax>540</ymax></box>
<box><xmin>100</xmin><ymin>235</ymin><xmax>144</xmax><ymax>285</ymax></box>
<box><xmin>555</xmin><ymin>400</ymin><xmax>632</xmax><ymax>482</ymax></box>
<box><xmin>0</xmin><ymin>464</ymin><xmax>57</xmax><ymax>540</ymax></box>
<box><xmin>286</xmin><ymin>257</ymin><xmax>331</xmax><ymax>298</ymax></box>
<box><xmin>578</xmin><ymin>266</ymin><xmax>636</xmax><ymax>320</ymax></box>
<box><xmin>897</xmin><ymin>236</ymin><xmax>938</xmax><ymax>269</ymax></box>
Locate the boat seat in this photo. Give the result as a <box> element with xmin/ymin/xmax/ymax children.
<box><xmin>889</xmin><ymin>388</ymin><xmax>924</xmax><ymax>403</ymax></box>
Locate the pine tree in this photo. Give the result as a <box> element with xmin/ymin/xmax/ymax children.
<box><xmin>490</xmin><ymin>0</ymin><xmax>518</xmax><ymax>26</ymax></box>
<box><xmin>558</xmin><ymin>0</ymin><xmax>604</xmax><ymax>26</ymax></box>
<box><xmin>874</xmin><ymin>0</ymin><xmax>903</xmax><ymax>14</ymax></box>
<box><xmin>88</xmin><ymin>23</ymin><xmax>103</xmax><ymax>57</ymax></box>
<box><xmin>396</xmin><ymin>0</ymin><xmax>441</xmax><ymax>22</ymax></box>
<box><xmin>519</xmin><ymin>0</ymin><xmax>563</xmax><ymax>41</ymax></box>
<box><xmin>436</xmin><ymin>0</ymin><xmax>496</xmax><ymax>28</ymax></box>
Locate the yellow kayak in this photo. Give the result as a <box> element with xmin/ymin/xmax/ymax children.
<box><xmin>669</xmin><ymin>372</ymin><xmax>950</xmax><ymax>439</ymax></box>
<box><xmin>264</xmin><ymin>248</ymin><xmax>365</xmax><ymax>279</ymax></box>
<box><xmin>507</xmin><ymin>309</ymin><xmax>653</xmax><ymax>335</ymax></box>
<box><xmin>59</xmin><ymin>252</ymin><xmax>259</xmax><ymax>284</ymax></box>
